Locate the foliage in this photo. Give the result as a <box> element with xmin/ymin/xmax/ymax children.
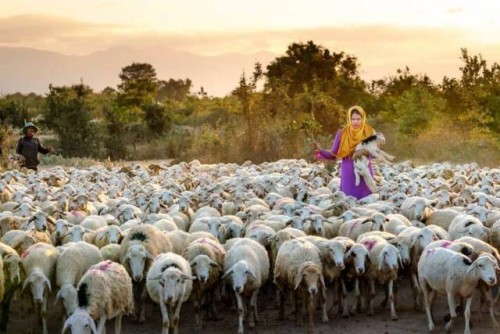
<box><xmin>43</xmin><ymin>83</ymin><xmax>103</xmax><ymax>157</ymax></box>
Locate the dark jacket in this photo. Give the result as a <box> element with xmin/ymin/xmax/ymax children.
<box><xmin>16</xmin><ymin>136</ymin><xmax>50</xmax><ymax>169</ymax></box>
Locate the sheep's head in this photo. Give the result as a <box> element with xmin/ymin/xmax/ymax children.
<box><xmin>62</xmin><ymin>308</ymin><xmax>97</xmax><ymax>334</ymax></box>
<box><xmin>468</xmin><ymin>253</ymin><xmax>499</xmax><ymax>286</ymax></box>
<box><xmin>345</xmin><ymin>244</ymin><xmax>370</xmax><ymax>275</ymax></box>
<box><xmin>294</xmin><ymin>261</ymin><xmax>325</xmax><ymax>295</ymax></box>
<box><xmin>390</xmin><ymin>236</ymin><xmax>411</xmax><ymax>266</ymax></box>
<box><xmin>189</xmin><ymin>254</ymin><xmax>221</xmax><ymax>284</ymax></box>
<box><xmin>326</xmin><ymin>240</ymin><xmax>347</xmax><ymax>269</ymax></box>
<box><xmin>121</xmin><ymin>244</ymin><xmax>154</xmax><ymax>282</ymax></box>
<box><xmin>55</xmin><ymin>284</ymin><xmax>78</xmax><ymax>316</ymax></box>
<box><xmin>153</xmin><ymin>267</ymin><xmax>195</xmax><ymax>305</ymax></box>
<box><xmin>221</xmin><ymin>260</ymin><xmax>256</xmax><ymax>294</ymax></box>
<box><xmin>22</xmin><ymin>270</ymin><xmax>51</xmax><ymax>304</ymax></box>
<box><xmin>378</xmin><ymin>244</ymin><xmax>400</xmax><ymax>272</ymax></box>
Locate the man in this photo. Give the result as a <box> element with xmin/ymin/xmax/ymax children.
<box><xmin>15</xmin><ymin>122</ymin><xmax>53</xmax><ymax>171</ymax></box>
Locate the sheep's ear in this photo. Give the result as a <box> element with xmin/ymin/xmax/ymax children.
<box><xmin>44</xmin><ymin>276</ymin><xmax>52</xmax><ymax>292</ymax></box>
<box><xmin>209</xmin><ymin>259</ymin><xmax>223</xmax><ymax>272</ymax></box>
<box><xmin>318</xmin><ymin>273</ymin><xmax>326</xmax><ymax>289</ymax></box>
<box><xmin>120</xmin><ymin>252</ymin><xmax>131</xmax><ymax>264</ymax></box>
<box><xmin>145</xmin><ymin>250</ymin><xmax>155</xmax><ymax>261</ymax></box>
<box><xmin>180</xmin><ymin>273</ymin><xmax>196</xmax><ymax>280</ymax></box>
<box><xmin>61</xmin><ymin>320</ymin><xmax>71</xmax><ymax>334</ymax></box>
<box><xmin>148</xmin><ymin>273</ymin><xmax>163</xmax><ymax>281</ymax></box>
<box><xmin>245</xmin><ymin>268</ymin><xmax>257</xmax><ymax>279</ymax></box>
<box><xmin>22</xmin><ymin>273</ymin><xmax>32</xmax><ymax>292</ymax></box>
<box><xmin>293</xmin><ymin>268</ymin><xmax>304</xmax><ymax>290</ymax></box>
<box><xmin>221</xmin><ymin>268</ymin><xmax>233</xmax><ymax>280</ymax></box>
<box><xmin>54</xmin><ymin>289</ymin><xmax>62</xmax><ymax>306</ymax></box>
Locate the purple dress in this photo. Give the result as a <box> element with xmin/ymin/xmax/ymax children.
<box><xmin>316</xmin><ymin>130</ymin><xmax>373</xmax><ymax>200</ymax></box>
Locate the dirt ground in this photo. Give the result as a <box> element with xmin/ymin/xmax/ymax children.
<box><xmin>6</xmin><ymin>278</ymin><xmax>499</xmax><ymax>334</ymax></box>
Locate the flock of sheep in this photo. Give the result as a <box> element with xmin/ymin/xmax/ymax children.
<box><xmin>0</xmin><ymin>158</ymin><xmax>498</xmax><ymax>334</ymax></box>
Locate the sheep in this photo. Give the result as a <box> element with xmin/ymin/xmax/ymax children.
<box><xmin>146</xmin><ymin>253</ymin><xmax>194</xmax><ymax>334</ymax></box>
<box><xmin>119</xmin><ymin>224</ymin><xmax>172</xmax><ymax>322</ymax></box>
<box><xmin>303</xmin><ymin>214</ymin><xmax>337</xmax><ymax>238</ymax></box>
<box><xmin>188</xmin><ymin>217</ymin><xmax>227</xmax><ymax>243</ymax></box>
<box><xmin>165</xmin><ymin>230</ymin><xmax>190</xmax><ymax>255</ymax></box>
<box><xmin>338</xmin><ymin>213</ymin><xmax>385</xmax><ymax>241</ymax></box>
<box><xmin>274</xmin><ymin>239</ymin><xmax>327</xmax><ymax>333</ymax></box>
<box><xmin>352</xmin><ymin>132</ymin><xmax>394</xmax><ymax>192</ymax></box>
<box><xmin>425</xmin><ymin>208</ymin><xmax>462</xmax><ymax>230</ymax></box>
<box><xmin>93</xmin><ymin>225</ymin><xmax>123</xmax><ymax>248</ymax></box>
<box><xmin>222</xmin><ymin>238</ymin><xmax>269</xmax><ymax>334</ymax></box>
<box><xmin>400</xmin><ymin>196</ymin><xmax>434</xmax><ymax>222</ymax></box>
<box><xmin>62</xmin><ymin>260</ymin><xmax>134</xmax><ymax>334</ymax></box>
<box><xmin>358</xmin><ymin>235</ymin><xmax>401</xmax><ymax>320</ymax></box>
<box><xmin>21</xmin><ymin>243</ymin><xmax>60</xmax><ymax>334</ymax></box>
<box><xmin>418</xmin><ymin>248</ymin><xmax>499</xmax><ymax>334</ymax></box>
<box><xmin>0</xmin><ymin>242</ymin><xmax>23</xmax><ymax>331</ymax></box>
<box><xmin>1</xmin><ymin>230</ymin><xmax>52</xmax><ymax>255</ymax></box>
<box><xmin>182</xmin><ymin>237</ymin><xmax>226</xmax><ymax>331</ymax></box>
<box><xmin>342</xmin><ymin>242</ymin><xmax>371</xmax><ymax>314</ymax></box>
<box><xmin>448</xmin><ymin>214</ymin><xmax>490</xmax><ymax>241</ymax></box>
<box><xmin>55</xmin><ymin>242</ymin><xmax>103</xmax><ymax>319</ymax></box>
<box><xmin>100</xmin><ymin>243</ymin><xmax>121</xmax><ymax>262</ymax></box>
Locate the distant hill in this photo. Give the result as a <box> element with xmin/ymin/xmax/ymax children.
<box><xmin>0</xmin><ymin>46</ymin><xmax>276</xmax><ymax>96</ymax></box>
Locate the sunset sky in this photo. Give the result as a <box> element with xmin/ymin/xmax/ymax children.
<box><xmin>2</xmin><ymin>0</ymin><xmax>500</xmax><ymax>90</ymax></box>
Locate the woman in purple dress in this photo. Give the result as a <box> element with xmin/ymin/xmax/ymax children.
<box><xmin>314</xmin><ymin>106</ymin><xmax>375</xmax><ymax>200</ymax></box>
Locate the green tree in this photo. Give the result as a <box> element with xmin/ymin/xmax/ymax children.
<box><xmin>117</xmin><ymin>62</ymin><xmax>158</xmax><ymax>108</ymax></box>
<box><xmin>143</xmin><ymin>102</ymin><xmax>172</xmax><ymax>137</ymax></box>
<box><xmin>157</xmin><ymin>79</ymin><xmax>192</xmax><ymax>102</ymax></box>
<box><xmin>44</xmin><ymin>83</ymin><xmax>102</xmax><ymax>157</ymax></box>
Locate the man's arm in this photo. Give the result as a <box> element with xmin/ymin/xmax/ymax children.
<box><xmin>37</xmin><ymin>139</ymin><xmax>51</xmax><ymax>154</ymax></box>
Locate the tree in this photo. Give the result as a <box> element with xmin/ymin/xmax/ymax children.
<box><xmin>117</xmin><ymin>63</ymin><xmax>158</xmax><ymax>108</ymax></box>
<box><xmin>143</xmin><ymin>103</ymin><xmax>171</xmax><ymax>137</ymax></box>
<box><xmin>157</xmin><ymin>79</ymin><xmax>192</xmax><ymax>102</ymax></box>
<box><xmin>44</xmin><ymin>83</ymin><xmax>102</xmax><ymax>157</ymax></box>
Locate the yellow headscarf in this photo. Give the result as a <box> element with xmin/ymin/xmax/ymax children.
<box><xmin>335</xmin><ymin>106</ymin><xmax>375</xmax><ymax>158</ymax></box>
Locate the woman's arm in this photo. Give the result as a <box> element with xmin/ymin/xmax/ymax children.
<box><xmin>315</xmin><ymin>130</ymin><xmax>342</xmax><ymax>160</ymax></box>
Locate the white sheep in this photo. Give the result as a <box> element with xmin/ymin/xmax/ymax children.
<box><xmin>338</xmin><ymin>213</ymin><xmax>385</xmax><ymax>241</ymax></box>
<box><xmin>181</xmin><ymin>237</ymin><xmax>226</xmax><ymax>331</ymax></box>
<box><xmin>93</xmin><ymin>225</ymin><xmax>123</xmax><ymax>248</ymax></box>
<box><xmin>99</xmin><ymin>243</ymin><xmax>121</xmax><ymax>262</ymax></box>
<box><xmin>146</xmin><ymin>252</ymin><xmax>194</xmax><ymax>334</ymax></box>
<box><xmin>222</xmin><ymin>238</ymin><xmax>269</xmax><ymax>334</ymax></box>
<box><xmin>119</xmin><ymin>224</ymin><xmax>172</xmax><ymax>322</ymax></box>
<box><xmin>359</xmin><ymin>235</ymin><xmax>401</xmax><ymax>320</ymax></box>
<box><xmin>21</xmin><ymin>243</ymin><xmax>60</xmax><ymax>334</ymax></box>
<box><xmin>55</xmin><ymin>241</ymin><xmax>103</xmax><ymax>318</ymax></box>
<box><xmin>448</xmin><ymin>214</ymin><xmax>490</xmax><ymax>241</ymax></box>
<box><xmin>400</xmin><ymin>196</ymin><xmax>434</xmax><ymax>222</ymax></box>
<box><xmin>274</xmin><ymin>239</ymin><xmax>327</xmax><ymax>333</ymax></box>
<box><xmin>62</xmin><ymin>260</ymin><xmax>134</xmax><ymax>334</ymax></box>
<box><xmin>418</xmin><ymin>248</ymin><xmax>499</xmax><ymax>334</ymax></box>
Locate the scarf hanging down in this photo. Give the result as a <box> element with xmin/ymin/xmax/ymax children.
<box><xmin>335</xmin><ymin>106</ymin><xmax>375</xmax><ymax>159</ymax></box>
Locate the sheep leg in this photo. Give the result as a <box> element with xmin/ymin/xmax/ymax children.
<box><xmin>340</xmin><ymin>279</ymin><xmax>349</xmax><ymax>318</ymax></box>
<box><xmin>320</xmin><ymin>286</ymin><xmax>329</xmax><ymax>323</ymax></box>
<box><xmin>235</xmin><ymin>292</ymin><xmax>245</xmax><ymax>334</ymax></box>
<box><xmin>329</xmin><ymin>279</ymin><xmax>339</xmax><ymax>315</ymax></box>
<box><xmin>295</xmin><ymin>290</ymin><xmax>304</xmax><ymax>326</ymax></box>
<box><xmin>249</xmin><ymin>289</ymin><xmax>258</xmax><ymax>327</ymax></box>
<box><xmin>193</xmin><ymin>298</ymin><xmax>202</xmax><ymax>332</ymax></box>
<box><xmin>41</xmin><ymin>291</ymin><xmax>49</xmax><ymax>334</ymax></box>
<box><xmin>0</xmin><ymin>287</ymin><xmax>17</xmax><ymax>331</ymax></box>
<box><xmin>96</xmin><ymin>317</ymin><xmax>107</xmax><ymax>334</ymax></box>
<box><xmin>367</xmin><ymin>279</ymin><xmax>375</xmax><ymax>316</ymax></box>
<box><xmin>388</xmin><ymin>279</ymin><xmax>398</xmax><ymax>321</ymax></box>
<box><xmin>352</xmin><ymin>278</ymin><xmax>362</xmax><ymax>313</ymax></box>
<box><xmin>444</xmin><ymin>292</ymin><xmax>457</xmax><ymax>332</ymax></box>
<box><xmin>410</xmin><ymin>272</ymin><xmax>422</xmax><ymax>310</ymax></box>
<box><xmin>139</xmin><ymin>284</ymin><xmax>148</xmax><ymax>323</ymax></box>
<box><xmin>159</xmin><ymin>296</ymin><xmax>170</xmax><ymax>334</ymax></box>
<box><xmin>478</xmin><ymin>284</ymin><xmax>499</xmax><ymax>328</ymax></box>
<box><xmin>114</xmin><ymin>314</ymin><xmax>122</xmax><ymax>334</ymax></box>
<box><xmin>420</xmin><ymin>280</ymin><xmax>435</xmax><ymax>331</ymax></box>
<box><xmin>306</xmin><ymin>292</ymin><xmax>315</xmax><ymax>334</ymax></box>
<box><xmin>172</xmin><ymin>299</ymin><xmax>184</xmax><ymax>334</ymax></box>
<box><xmin>463</xmin><ymin>296</ymin><xmax>473</xmax><ymax>334</ymax></box>
<box><xmin>278</xmin><ymin>289</ymin><xmax>286</xmax><ymax>320</ymax></box>
<box><xmin>354</xmin><ymin>169</ymin><xmax>361</xmax><ymax>186</ymax></box>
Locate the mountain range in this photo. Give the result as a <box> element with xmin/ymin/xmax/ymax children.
<box><xmin>0</xmin><ymin>46</ymin><xmax>276</xmax><ymax>96</ymax></box>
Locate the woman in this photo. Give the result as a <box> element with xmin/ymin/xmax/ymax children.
<box><xmin>314</xmin><ymin>106</ymin><xmax>375</xmax><ymax>200</ymax></box>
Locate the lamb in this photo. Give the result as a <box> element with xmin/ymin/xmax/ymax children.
<box><xmin>146</xmin><ymin>253</ymin><xmax>194</xmax><ymax>334</ymax></box>
<box><xmin>119</xmin><ymin>224</ymin><xmax>172</xmax><ymax>322</ymax></box>
<box><xmin>62</xmin><ymin>260</ymin><xmax>134</xmax><ymax>334</ymax></box>
<box><xmin>274</xmin><ymin>239</ymin><xmax>327</xmax><ymax>334</ymax></box>
<box><xmin>448</xmin><ymin>214</ymin><xmax>490</xmax><ymax>241</ymax></box>
<box><xmin>55</xmin><ymin>241</ymin><xmax>103</xmax><ymax>318</ymax></box>
<box><xmin>352</xmin><ymin>132</ymin><xmax>394</xmax><ymax>192</ymax></box>
<box><xmin>181</xmin><ymin>237</ymin><xmax>226</xmax><ymax>332</ymax></box>
<box><xmin>222</xmin><ymin>238</ymin><xmax>270</xmax><ymax>334</ymax></box>
<box><xmin>418</xmin><ymin>248</ymin><xmax>499</xmax><ymax>334</ymax></box>
<box><xmin>21</xmin><ymin>243</ymin><xmax>60</xmax><ymax>334</ymax></box>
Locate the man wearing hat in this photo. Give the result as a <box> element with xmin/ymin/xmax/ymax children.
<box><xmin>15</xmin><ymin>122</ymin><xmax>53</xmax><ymax>171</ymax></box>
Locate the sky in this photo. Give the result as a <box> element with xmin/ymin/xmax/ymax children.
<box><xmin>2</xmin><ymin>0</ymin><xmax>500</xmax><ymax>84</ymax></box>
